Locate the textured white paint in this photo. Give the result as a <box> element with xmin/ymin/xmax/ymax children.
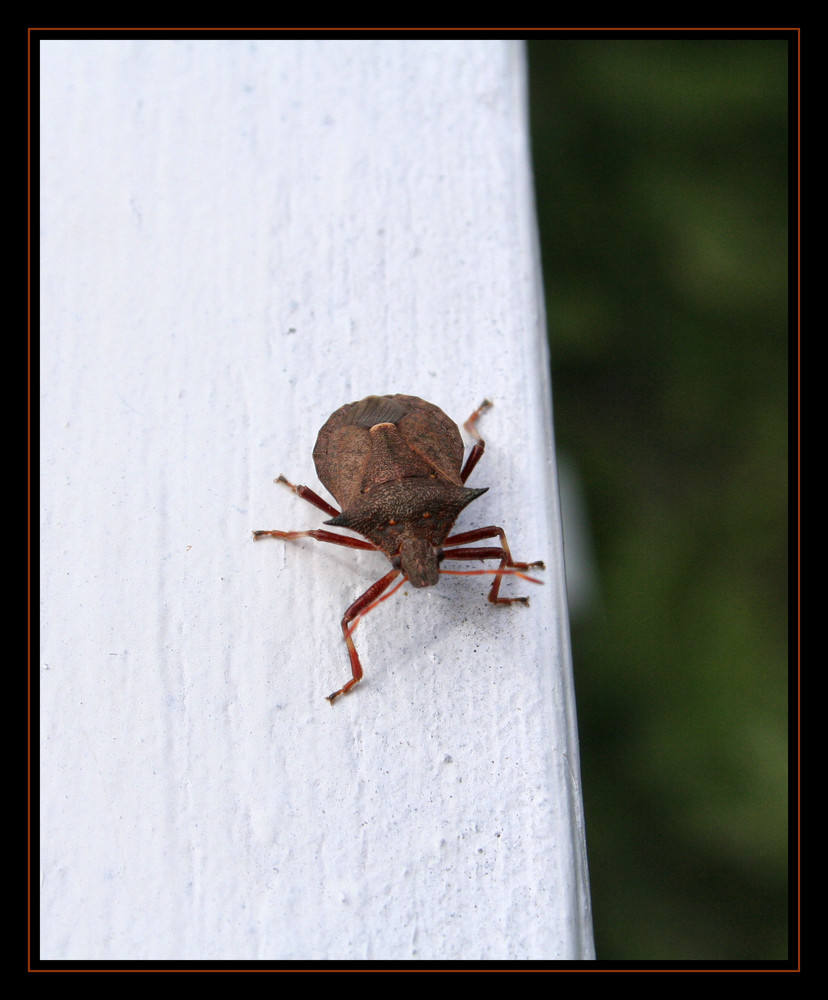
<box><xmin>39</xmin><ymin>38</ymin><xmax>593</xmax><ymax>962</ymax></box>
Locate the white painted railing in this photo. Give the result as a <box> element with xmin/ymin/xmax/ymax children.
<box><xmin>39</xmin><ymin>38</ymin><xmax>594</xmax><ymax>962</ymax></box>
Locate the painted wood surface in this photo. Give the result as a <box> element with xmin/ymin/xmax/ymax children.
<box><xmin>39</xmin><ymin>38</ymin><xmax>593</xmax><ymax>961</ymax></box>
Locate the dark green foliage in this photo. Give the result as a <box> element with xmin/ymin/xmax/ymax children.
<box><xmin>528</xmin><ymin>38</ymin><xmax>790</xmax><ymax>961</ymax></box>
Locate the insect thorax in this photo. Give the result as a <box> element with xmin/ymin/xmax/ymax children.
<box><xmin>325</xmin><ymin>478</ymin><xmax>487</xmax><ymax>586</ymax></box>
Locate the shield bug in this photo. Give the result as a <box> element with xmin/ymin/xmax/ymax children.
<box><xmin>253</xmin><ymin>394</ymin><xmax>544</xmax><ymax>703</ymax></box>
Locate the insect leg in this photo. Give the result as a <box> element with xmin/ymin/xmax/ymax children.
<box><xmin>442</xmin><ymin>525</ymin><xmax>545</xmax><ymax>604</ymax></box>
<box><xmin>274</xmin><ymin>474</ymin><xmax>341</xmax><ymax>518</ymax></box>
<box><xmin>327</xmin><ymin>568</ymin><xmax>403</xmax><ymax>704</ymax></box>
<box><xmin>252</xmin><ymin>527</ymin><xmax>376</xmax><ymax>550</ymax></box>
<box><xmin>459</xmin><ymin>399</ymin><xmax>492</xmax><ymax>483</ymax></box>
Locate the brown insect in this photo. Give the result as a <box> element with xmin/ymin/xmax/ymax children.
<box><xmin>253</xmin><ymin>394</ymin><xmax>544</xmax><ymax>703</ymax></box>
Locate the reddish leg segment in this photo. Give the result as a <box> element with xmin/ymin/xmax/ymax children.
<box><xmin>328</xmin><ymin>568</ymin><xmax>402</xmax><ymax>704</ymax></box>
<box><xmin>253</xmin><ymin>514</ymin><xmax>398</xmax><ymax>704</ymax></box>
<box><xmin>274</xmin><ymin>474</ymin><xmax>341</xmax><ymax>518</ymax></box>
<box><xmin>460</xmin><ymin>399</ymin><xmax>492</xmax><ymax>484</ymax></box>
<box><xmin>253</xmin><ymin>527</ymin><xmax>376</xmax><ymax>550</ymax></box>
<box><xmin>442</xmin><ymin>525</ymin><xmax>545</xmax><ymax>604</ymax></box>
<box><xmin>253</xmin><ymin>474</ymin><xmax>375</xmax><ymax>548</ymax></box>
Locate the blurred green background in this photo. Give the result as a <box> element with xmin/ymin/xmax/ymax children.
<box><xmin>526</xmin><ymin>39</ymin><xmax>790</xmax><ymax>961</ymax></box>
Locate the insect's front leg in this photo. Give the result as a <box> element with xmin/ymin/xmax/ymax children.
<box><xmin>327</xmin><ymin>568</ymin><xmax>403</xmax><ymax>704</ymax></box>
<box><xmin>442</xmin><ymin>526</ymin><xmax>545</xmax><ymax>604</ymax></box>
